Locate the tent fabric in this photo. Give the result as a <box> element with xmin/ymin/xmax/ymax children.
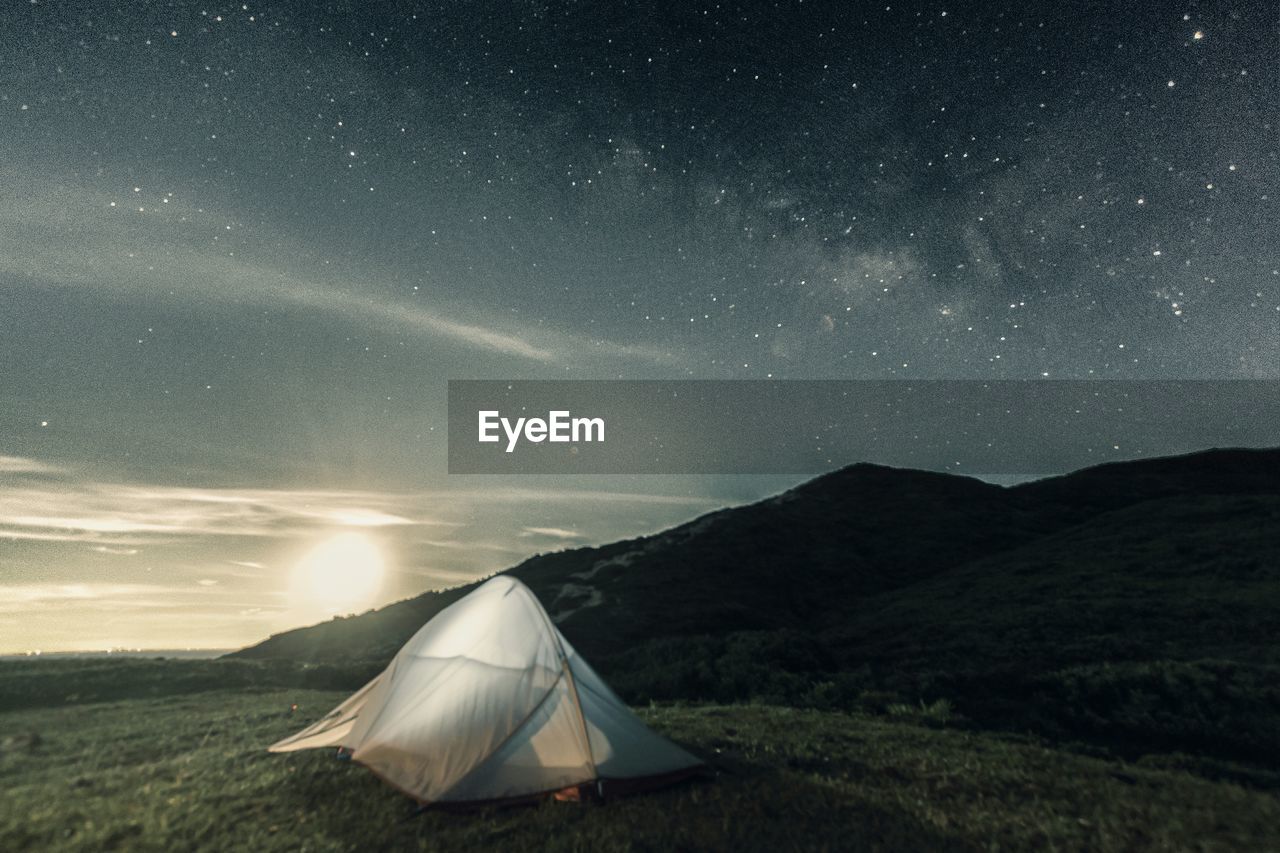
<box><xmin>269</xmin><ymin>575</ymin><xmax>703</xmax><ymax>804</ymax></box>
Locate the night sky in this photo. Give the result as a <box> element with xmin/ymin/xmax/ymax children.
<box><xmin>2</xmin><ymin>1</ymin><xmax>1276</xmax><ymax>651</ymax></box>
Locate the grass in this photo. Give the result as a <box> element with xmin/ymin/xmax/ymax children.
<box><xmin>2</xmin><ymin>685</ymin><xmax>1277</xmax><ymax>851</ymax></box>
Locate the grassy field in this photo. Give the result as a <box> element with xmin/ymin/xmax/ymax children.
<box><xmin>2</xmin><ymin>684</ymin><xmax>1278</xmax><ymax>852</ymax></box>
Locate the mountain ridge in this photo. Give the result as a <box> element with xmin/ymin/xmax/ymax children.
<box><xmin>231</xmin><ymin>447</ymin><xmax>1279</xmax><ymax>662</ymax></box>
<box><xmin>229</xmin><ymin>447</ymin><xmax>1280</xmax><ymax>768</ymax></box>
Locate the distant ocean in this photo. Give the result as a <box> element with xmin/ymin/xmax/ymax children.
<box><xmin>0</xmin><ymin>649</ymin><xmax>232</xmax><ymax>661</ymax></box>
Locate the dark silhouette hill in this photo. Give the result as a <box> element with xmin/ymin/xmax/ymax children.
<box><xmin>230</xmin><ymin>448</ymin><xmax>1280</xmax><ymax>769</ymax></box>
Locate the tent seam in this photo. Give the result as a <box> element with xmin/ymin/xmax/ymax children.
<box><xmin>526</xmin><ymin>585</ymin><xmax>599</xmax><ymax>777</ymax></box>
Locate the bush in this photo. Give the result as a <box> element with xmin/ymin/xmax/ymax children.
<box><xmin>1022</xmin><ymin>659</ymin><xmax>1280</xmax><ymax>764</ymax></box>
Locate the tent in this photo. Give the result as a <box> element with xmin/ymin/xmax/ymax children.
<box><xmin>269</xmin><ymin>575</ymin><xmax>704</xmax><ymax>806</ymax></box>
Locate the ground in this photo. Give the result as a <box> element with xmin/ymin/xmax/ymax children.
<box><xmin>1</xmin><ymin>688</ymin><xmax>1275</xmax><ymax>852</ymax></box>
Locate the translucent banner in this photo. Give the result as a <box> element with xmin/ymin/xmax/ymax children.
<box><xmin>446</xmin><ymin>380</ymin><xmax>1280</xmax><ymax>475</ymax></box>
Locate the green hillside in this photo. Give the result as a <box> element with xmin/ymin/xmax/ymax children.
<box><xmin>229</xmin><ymin>448</ymin><xmax>1280</xmax><ymax>777</ymax></box>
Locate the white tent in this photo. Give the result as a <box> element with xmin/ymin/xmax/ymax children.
<box><xmin>269</xmin><ymin>575</ymin><xmax>703</xmax><ymax>805</ymax></box>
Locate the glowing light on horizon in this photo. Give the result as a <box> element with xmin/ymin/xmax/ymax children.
<box><xmin>290</xmin><ymin>533</ymin><xmax>385</xmax><ymax>616</ymax></box>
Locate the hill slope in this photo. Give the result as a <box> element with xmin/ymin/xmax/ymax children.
<box><xmin>231</xmin><ymin>448</ymin><xmax>1280</xmax><ymax>768</ymax></box>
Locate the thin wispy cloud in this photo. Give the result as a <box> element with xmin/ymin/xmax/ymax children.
<box><xmin>401</xmin><ymin>567</ymin><xmax>503</xmax><ymax>588</ymax></box>
<box><xmin>421</xmin><ymin>487</ymin><xmax>721</xmax><ymax>506</ymax></box>
<box><xmin>0</xmin><ymin>480</ymin><xmax>451</xmax><ymax>545</ymax></box>
<box><xmin>0</xmin><ymin>174</ymin><xmax>683</xmax><ymax>368</ymax></box>
<box><xmin>520</xmin><ymin>526</ymin><xmax>583</xmax><ymax>540</ymax></box>
<box><xmin>0</xmin><ymin>454</ymin><xmax>725</xmax><ymax>548</ymax></box>
<box><xmin>415</xmin><ymin>538</ymin><xmax>529</xmax><ymax>554</ymax></box>
<box><xmin>0</xmin><ymin>583</ymin><xmax>188</xmax><ymax>614</ymax></box>
<box><xmin>0</xmin><ymin>455</ymin><xmax>64</xmax><ymax>474</ymax></box>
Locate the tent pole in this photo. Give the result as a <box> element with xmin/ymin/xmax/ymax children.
<box><xmin>561</xmin><ymin>655</ymin><xmax>598</xmax><ymax>783</ymax></box>
<box><xmin>528</xmin><ymin>585</ymin><xmax>599</xmax><ymax>784</ymax></box>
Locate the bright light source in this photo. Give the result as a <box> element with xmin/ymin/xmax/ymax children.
<box><xmin>290</xmin><ymin>533</ymin><xmax>385</xmax><ymax>616</ymax></box>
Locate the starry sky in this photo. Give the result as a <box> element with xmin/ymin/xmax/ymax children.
<box><xmin>2</xmin><ymin>1</ymin><xmax>1276</xmax><ymax>652</ymax></box>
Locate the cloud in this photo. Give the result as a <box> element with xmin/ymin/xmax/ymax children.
<box><xmin>0</xmin><ymin>583</ymin><xmax>184</xmax><ymax>614</ymax></box>
<box><xmin>0</xmin><ymin>456</ymin><xmax>750</xmax><ymax>652</ymax></box>
<box><xmin>0</xmin><ymin>171</ymin><xmax>684</xmax><ymax>368</ymax></box>
<box><xmin>251</xmin><ymin>272</ymin><xmax>559</xmax><ymax>362</ymax></box>
<box><xmin>0</xmin><ymin>457</ymin><xmax>726</xmax><ymax>557</ymax></box>
<box><xmin>415</xmin><ymin>538</ymin><xmax>528</xmax><ymax>554</ymax></box>
<box><xmin>520</xmin><ymin>526</ymin><xmax>583</xmax><ymax>540</ymax></box>
<box><xmin>400</xmin><ymin>567</ymin><xmax>501</xmax><ymax>588</ymax></box>
<box><xmin>419</xmin><ymin>487</ymin><xmax>720</xmax><ymax>506</ymax></box>
<box><xmin>0</xmin><ymin>479</ymin><xmax>452</xmax><ymax>544</ymax></box>
<box><xmin>323</xmin><ymin>508</ymin><xmax>418</xmax><ymax>527</ymax></box>
<box><xmin>0</xmin><ymin>455</ymin><xmax>64</xmax><ymax>474</ymax></box>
